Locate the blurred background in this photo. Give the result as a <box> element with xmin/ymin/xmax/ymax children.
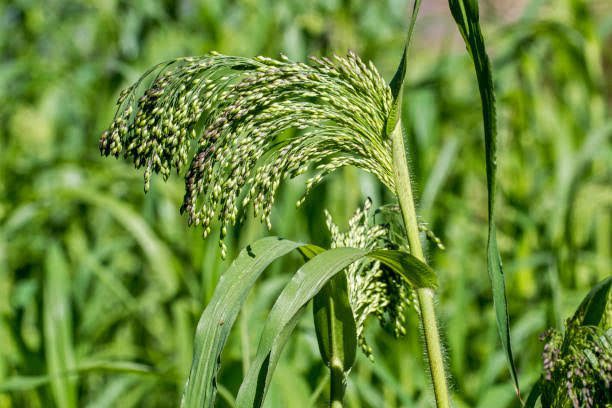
<box><xmin>1</xmin><ymin>0</ymin><xmax>610</xmax><ymax>407</ymax></box>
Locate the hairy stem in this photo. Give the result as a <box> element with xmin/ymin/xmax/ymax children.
<box><xmin>390</xmin><ymin>120</ymin><xmax>450</xmax><ymax>408</ymax></box>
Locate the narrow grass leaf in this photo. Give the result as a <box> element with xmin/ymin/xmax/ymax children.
<box><xmin>369</xmin><ymin>249</ymin><xmax>437</xmax><ymax>289</ymax></box>
<box><xmin>236</xmin><ymin>246</ymin><xmax>437</xmax><ymax>407</ymax></box>
<box><xmin>448</xmin><ymin>0</ymin><xmax>520</xmax><ymax>396</ymax></box>
<box><xmin>76</xmin><ymin>360</ymin><xmax>157</xmax><ymax>376</ymax></box>
<box><xmin>0</xmin><ymin>361</ymin><xmax>156</xmax><ymax>393</ymax></box>
<box><xmin>44</xmin><ymin>244</ymin><xmax>77</xmax><ymax>408</ymax></box>
<box><xmin>0</xmin><ymin>375</ymin><xmax>50</xmax><ymax>392</ymax></box>
<box><xmin>307</xmin><ymin>244</ymin><xmax>358</xmax><ymax>400</ymax></box>
<box><xmin>87</xmin><ymin>377</ymin><xmax>140</xmax><ymax>408</ymax></box>
<box><xmin>235</xmin><ymin>247</ymin><xmax>368</xmax><ymax>408</ymax></box>
<box><xmin>386</xmin><ymin>0</ymin><xmax>422</xmax><ymax>137</ymax></box>
<box><xmin>181</xmin><ymin>237</ymin><xmax>303</xmax><ymax>408</ymax></box>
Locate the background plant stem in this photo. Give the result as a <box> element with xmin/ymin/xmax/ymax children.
<box><xmin>390</xmin><ymin>120</ymin><xmax>450</xmax><ymax>408</ymax></box>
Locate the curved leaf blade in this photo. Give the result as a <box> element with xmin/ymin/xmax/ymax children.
<box><xmin>58</xmin><ymin>187</ymin><xmax>179</xmax><ymax>298</ymax></box>
<box><xmin>448</xmin><ymin>0</ymin><xmax>520</xmax><ymax>397</ymax></box>
<box><xmin>369</xmin><ymin>249</ymin><xmax>437</xmax><ymax>289</ymax></box>
<box><xmin>236</xmin><ymin>247</ymin><xmax>437</xmax><ymax>407</ymax></box>
<box><xmin>386</xmin><ymin>0</ymin><xmax>422</xmax><ymax>136</ymax></box>
<box><xmin>235</xmin><ymin>247</ymin><xmax>368</xmax><ymax>408</ymax></box>
<box><xmin>524</xmin><ymin>377</ymin><xmax>543</xmax><ymax>408</ymax></box>
<box><xmin>181</xmin><ymin>237</ymin><xmax>303</xmax><ymax>408</ymax></box>
<box><xmin>306</xmin><ymin>245</ymin><xmax>358</xmax><ymax>384</ymax></box>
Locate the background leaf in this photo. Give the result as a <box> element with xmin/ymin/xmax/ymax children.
<box><xmin>235</xmin><ymin>247</ymin><xmax>370</xmax><ymax>408</ymax></box>
<box><xmin>386</xmin><ymin>0</ymin><xmax>421</xmax><ymax>137</ymax></box>
<box><xmin>236</xmin><ymin>246</ymin><xmax>436</xmax><ymax>407</ymax></box>
<box><xmin>44</xmin><ymin>245</ymin><xmax>77</xmax><ymax>408</ymax></box>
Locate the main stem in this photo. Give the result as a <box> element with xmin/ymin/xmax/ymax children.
<box><xmin>390</xmin><ymin>120</ymin><xmax>450</xmax><ymax>408</ymax></box>
<box><xmin>329</xmin><ymin>360</ymin><xmax>344</xmax><ymax>408</ymax></box>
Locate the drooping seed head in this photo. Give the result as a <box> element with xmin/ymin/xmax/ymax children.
<box><xmin>100</xmin><ymin>52</ymin><xmax>395</xmax><ymax>255</ymax></box>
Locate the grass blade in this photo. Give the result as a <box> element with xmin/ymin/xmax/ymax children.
<box><xmin>448</xmin><ymin>0</ymin><xmax>520</xmax><ymax>397</ymax></box>
<box><xmin>180</xmin><ymin>237</ymin><xmax>303</xmax><ymax>408</ymax></box>
<box><xmin>307</xmin><ymin>244</ymin><xmax>358</xmax><ymax>405</ymax></box>
<box><xmin>235</xmin><ymin>247</ymin><xmax>368</xmax><ymax>408</ymax></box>
<box><xmin>524</xmin><ymin>378</ymin><xmax>543</xmax><ymax>408</ymax></box>
<box><xmin>369</xmin><ymin>249</ymin><xmax>438</xmax><ymax>289</ymax></box>
<box><xmin>0</xmin><ymin>361</ymin><xmax>157</xmax><ymax>393</ymax></box>
<box><xmin>386</xmin><ymin>0</ymin><xmax>422</xmax><ymax>137</ymax></box>
<box><xmin>236</xmin><ymin>247</ymin><xmax>437</xmax><ymax>407</ymax></box>
<box><xmin>44</xmin><ymin>244</ymin><xmax>77</xmax><ymax>408</ymax></box>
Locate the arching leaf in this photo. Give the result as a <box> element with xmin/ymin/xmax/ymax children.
<box><xmin>44</xmin><ymin>244</ymin><xmax>77</xmax><ymax>408</ymax></box>
<box><xmin>180</xmin><ymin>237</ymin><xmax>303</xmax><ymax>408</ymax></box>
<box><xmin>235</xmin><ymin>247</ymin><xmax>436</xmax><ymax>407</ymax></box>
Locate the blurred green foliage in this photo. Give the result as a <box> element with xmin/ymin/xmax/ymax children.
<box><xmin>1</xmin><ymin>0</ymin><xmax>610</xmax><ymax>407</ymax></box>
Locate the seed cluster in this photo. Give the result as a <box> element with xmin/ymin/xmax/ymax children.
<box><xmin>101</xmin><ymin>52</ymin><xmax>394</xmax><ymax>256</ymax></box>
<box><xmin>326</xmin><ymin>199</ymin><xmax>416</xmax><ymax>358</ymax></box>
<box><xmin>539</xmin><ymin>322</ymin><xmax>612</xmax><ymax>408</ymax></box>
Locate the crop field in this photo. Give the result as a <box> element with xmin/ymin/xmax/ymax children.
<box><xmin>0</xmin><ymin>0</ymin><xmax>610</xmax><ymax>407</ymax></box>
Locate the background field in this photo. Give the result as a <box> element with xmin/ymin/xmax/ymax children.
<box><xmin>1</xmin><ymin>0</ymin><xmax>610</xmax><ymax>407</ymax></box>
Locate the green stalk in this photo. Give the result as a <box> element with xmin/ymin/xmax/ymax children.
<box><xmin>329</xmin><ymin>359</ymin><xmax>344</xmax><ymax>408</ymax></box>
<box><xmin>390</xmin><ymin>120</ymin><xmax>450</xmax><ymax>408</ymax></box>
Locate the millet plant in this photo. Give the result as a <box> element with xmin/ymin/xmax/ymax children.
<box><xmin>100</xmin><ymin>1</ymin><xmax>520</xmax><ymax>406</ymax></box>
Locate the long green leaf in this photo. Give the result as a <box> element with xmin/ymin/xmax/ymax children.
<box><xmin>44</xmin><ymin>244</ymin><xmax>77</xmax><ymax>408</ymax></box>
<box><xmin>235</xmin><ymin>247</ymin><xmax>436</xmax><ymax>407</ymax></box>
<box><xmin>448</xmin><ymin>0</ymin><xmax>520</xmax><ymax>397</ymax></box>
<box><xmin>0</xmin><ymin>360</ymin><xmax>157</xmax><ymax>393</ymax></box>
<box><xmin>386</xmin><ymin>0</ymin><xmax>422</xmax><ymax>137</ymax></box>
<box><xmin>313</xmin><ymin>273</ymin><xmax>357</xmax><ymax>371</ymax></box>
<box><xmin>306</xmin><ymin>244</ymin><xmax>358</xmax><ymax>404</ymax></box>
<box><xmin>180</xmin><ymin>237</ymin><xmax>303</xmax><ymax>408</ymax></box>
<box><xmin>369</xmin><ymin>249</ymin><xmax>438</xmax><ymax>289</ymax></box>
<box><xmin>235</xmin><ymin>248</ymin><xmax>367</xmax><ymax>408</ymax></box>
